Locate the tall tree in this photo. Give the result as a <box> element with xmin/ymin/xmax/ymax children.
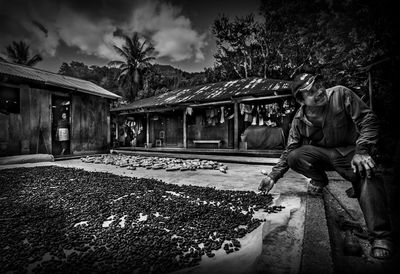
<box><xmin>109</xmin><ymin>33</ymin><xmax>155</xmax><ymax>101</ymax></box>
<box><xmin>212</xmin><ymin>14</ymin><xmax>262</xmax><ymax>80</ymax></box>
<box><xmin>0</xmin><ymin>41</ymin><xmax>43</xmax><ymax>67</ymax></box>
<box><xmin>259</xmin><ymin>0</ymin><xmax>398</xmax><ymax>86</ymax></box>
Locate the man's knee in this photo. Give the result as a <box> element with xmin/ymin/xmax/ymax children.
<box><xmin>287</xmin><ymin>148</ymin><xmax>306</xmax><ymax>169</ymax></box>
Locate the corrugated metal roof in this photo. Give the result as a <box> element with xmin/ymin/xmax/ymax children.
<box><xmin>0</xmin><ymin>61</ymin><xmax>120</xmax><ymax>99</ymax></box>
<box><xmin>113</xmin><ymin>77</ymin><xmax>292</xmax><ymax>111</ymax></box>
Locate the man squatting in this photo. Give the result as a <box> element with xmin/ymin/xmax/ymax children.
<box><xmin>259</xmin><ymin>73</ymin><xmax>394</xmax><ymax>259</ymax></box>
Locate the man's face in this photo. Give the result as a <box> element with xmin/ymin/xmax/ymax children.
<box><xmin>301</xmin><ymin>81</ymin><xmax>328</xmax><ymax>107</ymax></box>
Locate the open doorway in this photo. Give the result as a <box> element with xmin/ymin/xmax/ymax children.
<box><xmin>52</xmin><ymin>95</ymin><xmax>71</xmax><ymax>155</ymax></box>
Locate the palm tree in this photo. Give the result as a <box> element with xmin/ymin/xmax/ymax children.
<box><xmin>109</xmin><ymin>33</ymin><xmax>155</xmax><ymax>101</ymax></box>
<box><xmin>0</xmin><ymin>41</ymin><xmax>43</xmax><ymax>66</ymax></box>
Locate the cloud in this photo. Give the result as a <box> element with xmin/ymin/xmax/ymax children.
<box><xmin>128</xmin><ymin>1</ymin><xmax>207</xmax><ymax>62</ymax></box>
<box><xmin>0</xmin><ymin>0</ymin><xmax>207</xmax><ymax>63</ymax></box>
<box><xmin>152</xmin><ymin>28</ymin><xmax>206</xmax><ymax>62</ymax></box>
<box><xmin>55</xmin><ymin>6</ymin><xmax>124</xmax><ymax>61</ymax></box>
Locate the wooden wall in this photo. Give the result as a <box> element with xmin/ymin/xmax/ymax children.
<box><xmin>149</xmin><ymin>113</ymin><xmax>183</xmax><ymax>147</ymax></box>
<box><xmin>0</xmin><ymin>82</ymin><xmax>111</xmax><ymax>157</ymax></box>
<box><xmin>0</xmin><ymin>84</ymin><xmax>52</xmax><ymax>156</ymax></box>
<box><xmin>70</xmin><ymin>93</ymin><xmax>110</xmax><ymax>154</ymax></box>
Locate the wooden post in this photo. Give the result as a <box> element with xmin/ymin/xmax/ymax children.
<box><xmin>234</xmin><ymin>102</ymin><xmax>239</xmax><ymax>149</ymax></box>
<box><xmin>368</xmin><ymin>70</ymin><xmax>373</xmax><ymax>110</ymax></box>
<box><xmin>115</xmin><ymin>122</ymin><xmax>118</xmax><ymax>142</ymax></box>
<box><xmin>183</xmin><ymin>109</ymin><xmax>187</xmax><ymax>148</ymax></box>
<box><xmin>106</xmin><ymin>114</ymin><xmax>110</xmax><ymax>145</ymax></box>
<box><xmin>146</xmin><ymin>112</ymin><xmax>150</xmax><ymax>146</ymax></box>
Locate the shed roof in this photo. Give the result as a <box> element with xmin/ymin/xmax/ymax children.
<box><xmin>0</xmin><ymin>61</ymin><xmax>120</xmax><ymax>99</ymax></box>
<box><xmin>113</xmin><ymin>77</ymin><xmax>293</xmax><ymax>111</ymax></box>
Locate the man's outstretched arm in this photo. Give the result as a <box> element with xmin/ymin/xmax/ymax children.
<box><xmin>259</xmin><ymin>120</ymin><xmax>302</xmax><ymax>193</ymax></box>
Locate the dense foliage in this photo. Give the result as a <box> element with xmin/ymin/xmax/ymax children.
<box><xmin>211</xmin><ymin>0</ymin><xmax>398</xmax><ymax>87</ymax></box>
<box><xmin>58</xmin><ymin>61</ymin><xmax>121</xmax><ymax>96</ymax></box>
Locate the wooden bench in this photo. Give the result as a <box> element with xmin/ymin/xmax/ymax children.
<box><xmin>193</xmin><ymin>140</ymin><xmax>222</xmax><ymax>148</ymax></box>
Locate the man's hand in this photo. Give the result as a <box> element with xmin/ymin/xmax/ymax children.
<box><xmin>351</xmin><ymin>153</ymin><xmax>376</xmax><ymax>178</ymax></box>
<box><xmin>258</xmin><ymin>176</ymin><xmax>275</xmax><ymax>194</ymax></box>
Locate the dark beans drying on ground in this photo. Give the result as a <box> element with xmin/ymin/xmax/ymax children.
<box><xmin>0</xmin><ymin>166</ymin><xmax>272</xmax><ymax>273</ymax></box>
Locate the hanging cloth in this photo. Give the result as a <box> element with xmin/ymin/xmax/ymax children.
<box><xmin>258</xmin><ymin>114</ymin><xmax>264</xmax><ymax>126</ymax></box>
<box><xmin>220</xmin><ymin>106</ymin><xmax>225</xmax><ymax>123</ymax></box>
<box><xmin>251</xmin><ymin>116</ymin><xmax>257</xmax><ymax>125</ymax></box>
<box><xmin>240</xmin><ymin>103</ymin><xmax>245</xmax><ymax>115</ymax></box>
<box><xmin>243</xmin><ymin>104</ymin><xmax>253</xmax><ymax>122</ymax></box>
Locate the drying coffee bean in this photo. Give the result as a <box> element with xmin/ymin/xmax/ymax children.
<box><xmin>0</xmin><ymin>165</ymin><xmax>273</xmax><ymax>273</ymax></box>
<box><xmin>206</xmin><ymin>252</ymin><xmax>215</xmax><ymax>258</ymax></box>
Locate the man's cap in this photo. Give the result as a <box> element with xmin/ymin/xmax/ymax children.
<box><xmin>291</xmin><ymin>73</ymin><xmax>322</xmax><ymax>99</ymax></box>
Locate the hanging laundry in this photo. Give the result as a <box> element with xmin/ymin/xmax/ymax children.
<box><xmin>186</xmin><ymin>107</ymin><xmax>193</xmax><ymax>115</ymax></box>
<box><xmin>251</xmin><ymin>115</ymin><xmax>257</xmax><ymax>125</ymax></box>
<box><xmin>240</xmin><ymin>103</ymin><xmax>245</xmax><ymax>115</ymax></box>
<box><xmin>258</xmin><ymin>114</ymin><xmax>264</xmax><ymax>126</ymax></box>
<box><xmin>220</xmin><ymin>106</ymin><xmax>225</xmax><ymax>123</ymax></box>
<box><xmin>242</xmin><ymin>104</ymin><xmax>253</xmax><ymax>122</ymax></box>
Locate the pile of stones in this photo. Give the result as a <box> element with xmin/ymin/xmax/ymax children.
<box><xmin>81</xmin><ymin>154</ymin><xmax>229</xmax><ymax>173</ymax></box>
<box><xmin>0</xmin><ymin>166</ymin><xmax>272</xmax><ymax>273</ymax></box>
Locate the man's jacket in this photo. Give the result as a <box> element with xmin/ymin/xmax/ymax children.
<box><xmin>268</xmin><ymin>85</ymin><xmax>380</xmax><ymax>182</ymax></box>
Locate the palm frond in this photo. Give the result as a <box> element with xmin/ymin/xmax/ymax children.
<box><xmin>26</xmin><ymin>54</ymin><xmax>43</xmax><ymax>67</ymax></box>
<box><xmin>4</xmin><ymin>41</ymin><xmax>42</xmax><ymax>66</ymax></box>
<box><xmin>113</xmin><ymin>45</ymin><xmax>129</xmax><ymax>60</ymax></box>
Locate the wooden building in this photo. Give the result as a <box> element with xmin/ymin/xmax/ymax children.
<box><xmin>111</xmin><ymin>78</ymin><xmax>296</xmax><ymax>151</ymax></box>
<box><xmin>0</xmin><ymin>61</ymin><xmax>120</xmax><ymax>157</ymax></box>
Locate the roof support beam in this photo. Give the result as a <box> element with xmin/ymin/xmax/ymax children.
<box><xmin>236</xmin><ymin>94</ymin><xmax>292</xmax><ymax>103</ymax></box>
<box><xmin>188</xmin><ymin>100</ymin><xmax>232</xmax><ymax>108</ymax></box>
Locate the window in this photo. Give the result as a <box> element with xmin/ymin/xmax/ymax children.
<box><xmin>0</xmin><ymin>86</ymin><xmax>20</xmax><ymax>114</ymax></box>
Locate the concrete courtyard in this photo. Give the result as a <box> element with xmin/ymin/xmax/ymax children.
<box><xmin>0</xmin><ymin>157</ymin><xmax>318</xmax><ymax>273</ymax></box>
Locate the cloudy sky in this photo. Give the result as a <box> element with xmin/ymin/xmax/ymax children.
<box><xmin>0</xmin><ymin>0</ymin><xmax>261</xmax><ymax>73</ymax></box>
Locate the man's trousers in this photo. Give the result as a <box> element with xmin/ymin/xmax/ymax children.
<box><xmin>287</xmin><ymin>145</ymin><xmax>392</xmax><ymax>240</ymax></box>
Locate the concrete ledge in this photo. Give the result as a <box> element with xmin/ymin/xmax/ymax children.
<box><xmin>116</xmin><ymin>147</ymin><xmax>283</xmax><ymax>158</ymax></box>
<box><xmin>300</xmin><ymin>184</ymin><xmax>334</xmax><ymax>274</ymax></box>
<box><xmin>111</xmin><ymin>149</ymin><xmax>279</xmax><ymax>165</ymax></box>
<box><xmin>0</xmin><ymin>154</ymin><xmax>54</xmax><ymax>165</ymax></box>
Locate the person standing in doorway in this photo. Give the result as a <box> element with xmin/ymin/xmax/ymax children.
<box><xmin>56</xmin><ymin>112</ymin><xmax>70</xmax><ymax>155</ymax></box>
